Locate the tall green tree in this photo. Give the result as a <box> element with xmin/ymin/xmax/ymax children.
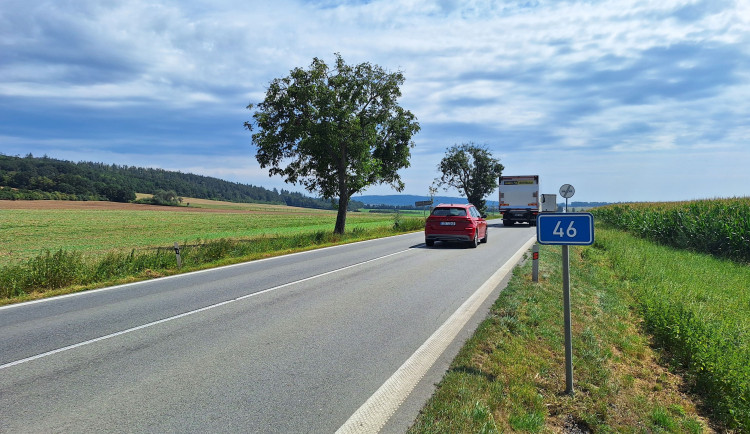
<box><xmin>436</xmin><ymin>143</ymin><xmax>504</xmax><ymax>214</ymax></box>
<box><xmin>245</xmin><ymin>54</ymin><xmax>420</xmax><ymax>234</ymax></box>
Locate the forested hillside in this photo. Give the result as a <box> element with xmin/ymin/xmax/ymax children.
<box><xmin>0</xmin><ymin>154</ymin><xmax>357</xmax><ymax>209</ymax></box>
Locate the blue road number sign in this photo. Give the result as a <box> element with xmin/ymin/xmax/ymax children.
<box><xmin>537</xmin><ymin>213</ymin><xmax>595</xmax><ymax>245</ymax></box>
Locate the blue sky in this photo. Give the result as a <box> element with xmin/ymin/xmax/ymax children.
<box><xmin>1</xmin><ymin>0</ymin><xmax>748</xmax><ymax>203</ymax></box>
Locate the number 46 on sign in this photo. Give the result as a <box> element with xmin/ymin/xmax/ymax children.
<box><xmin>554</xmin><ymin>220</ymin><xmax>577</xmax><ymax>238</ymax></box>
<box><xmin>536</xmin><ymin>213</ymin><xmax>594</xmax><ymax>246</ymax></box>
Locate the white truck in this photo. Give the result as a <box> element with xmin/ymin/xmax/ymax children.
<box><xmin>499</xmin><ymin>175</ymin><xmax>540</xmax><ymax>226</ymax></box>
<box><xmin>541</xmin><ymin>194</ymin><xmax>557</xmax><ymax>212</ymax></box>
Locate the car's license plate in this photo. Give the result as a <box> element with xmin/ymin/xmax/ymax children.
<box><xmin>440</xmin><ymin>221</ymin><xmax>456</xmax><ymax>226</ymax></box>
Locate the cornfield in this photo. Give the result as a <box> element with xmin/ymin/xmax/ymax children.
<box><xmin>593</xmin><ymin>197</ymin><xmax>750</xmax><ymax>263</ymax></box>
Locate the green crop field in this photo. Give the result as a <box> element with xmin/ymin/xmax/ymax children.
<box><xmin>592</xmin><ymin>197</ymin><xmax>750</xmax><ymax>263</ymax></box>
<box><xmin>0</xmin><ymin>199</ymin><xmax>401</xmax><ymax>267</ymax></box>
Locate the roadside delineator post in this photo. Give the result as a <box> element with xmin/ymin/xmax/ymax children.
<box><xmin>173</xmin><ymin>242</ymin><xmax>182</xmax><ymax>268</ymax></box>
<box><xmin>532</xmin><ymin>244</ymin><xmax>540</xmax><ymax>282</ymax></box>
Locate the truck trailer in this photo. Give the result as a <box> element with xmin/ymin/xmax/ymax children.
<box><xmin>541</xmin><ymin>194</ymin><xmax>557</xmax><ymax>212</ymax></box>
<box><xmin>499</xmin><ymin>175</ymin><xmax>540</xmax><ymax>226</ymax></box>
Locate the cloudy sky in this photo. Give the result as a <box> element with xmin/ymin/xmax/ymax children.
<box><xmin>1</xmin><ymin>0</ymin><xmax>748</xmax><ymax>203</ymax></box>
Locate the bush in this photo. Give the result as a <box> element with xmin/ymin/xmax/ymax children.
<box><xmin>0</xmin><ymin>250</ymin><xmax>84</xmax><ymax>298</ymax></box>
<box><xmin>392</xmin><ymin>212</ymin><xmax>425</xmax><ymax>231</ymax></box>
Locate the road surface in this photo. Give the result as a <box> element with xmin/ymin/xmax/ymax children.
<box><xmin>0</xmin><ymin>223</ymin><xmax>535</xmax><ymax>433</ymax></box>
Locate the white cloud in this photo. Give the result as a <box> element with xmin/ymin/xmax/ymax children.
<box><xmin>1</xmin><ymin>0</ymin><xmax>748</xmax><ymax>202</ymax></box>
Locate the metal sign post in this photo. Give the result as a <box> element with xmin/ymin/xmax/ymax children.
<box><xmin>562</xmin><ymin>243</ymin><xmax>573</xmax><ymax>394</ymax></box>
<box><xmin>559</xmin><ymin>184</ymin><xmax>575</xmax><ymax>213</ymax></box>
<box><xmin>415</xmin><ymin>200</ymin><xmax>433</xmax><ymax>217</ymax></box>
<box><xmin>537</xmin><ymin>205</ymin><xmax>594</xmax><ymax>396</ymax></box>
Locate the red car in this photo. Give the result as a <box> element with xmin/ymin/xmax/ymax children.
<box><xmin>425</xmin><ymin>203</ymin><xmax>488</xmax><ymax>248</ymax></box>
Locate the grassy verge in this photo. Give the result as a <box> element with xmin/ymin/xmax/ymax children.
<box><xmin>0</xmin><ymin>217</ymin><xmax>425</xmax><ymax>305</ymax></box>
<box><xmin>601</xmin><ymin>229</ymin><xmax>749</xmax><ymax>430</ymax></box>
<box><xmin>409</xmin><ymin>225</ymin><xmax>746</xmax><ymax>432</ymax></box>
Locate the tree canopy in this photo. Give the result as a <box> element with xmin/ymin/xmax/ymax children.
<box><xmin>246</xmin><ymin>54</ymin><xmax>420</xmax><ymax>234</ymax></box>
<box><xmin>436</xmin><ymin>143</ymin><xmax>504</xmax><ymax>214</ymax></box>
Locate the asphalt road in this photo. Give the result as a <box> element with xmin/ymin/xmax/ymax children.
<box><xmin>0</xmin><ymin>223</ymin><xmax>535</xmax><ymax>433</ymax></box>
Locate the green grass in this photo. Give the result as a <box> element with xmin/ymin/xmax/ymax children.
<box><xmin>592</xmin><ymin>198</ymin><xmax>750</xmax><ymax>429</ymax></box>
<box><xmin>0</xmin><ymin>207</ymin><xmax>400</xmax><ymax>266</ymax></box>
<box><xmin>600</xmin><ymin>229</ymin><xmax>750</xmax><ymax>430</ymax></box>
<box><xmin>409</xmin><ymin>226</ymin><xmax>733</xmax><ymax>432</ymax></box>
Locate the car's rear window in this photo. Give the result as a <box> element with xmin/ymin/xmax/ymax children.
<box><xmin>431</xmin><ymin>207</ymin><xmax>467</xmax><ymax>217</ymax></box>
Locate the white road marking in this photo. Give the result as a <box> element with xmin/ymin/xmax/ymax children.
<box><xmin>0</xmin><ymin>249</ymin><xmax>411</xmax><ymax>371</ymax></box>
<box><xmin>336</xmin><ymin>235</ymin><xmax>537</xmax><ymax>434</ymax></box>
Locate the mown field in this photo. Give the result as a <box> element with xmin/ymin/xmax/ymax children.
<box><xmin>0</xmin><ymin>198</ymin><xmax>427</xmax><ymax>303</ymax></box>
<box><xmin>0</xmin><ymin>199</ymin><xmax>402</xmax><ymax>267</ymax></box>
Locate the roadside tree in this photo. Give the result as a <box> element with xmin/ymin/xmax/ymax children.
<box><xmin>246</xmin><ymin>54</ymin><xmax>420</xmax><ymax>234</ymax></box>
<box><xmin>436</xmin><ymin>143</ymin><xmax>504</xmax><ymax>214</ymax></box>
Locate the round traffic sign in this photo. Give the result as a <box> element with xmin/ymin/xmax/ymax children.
<box><xmin>559</xmin><ymin>184</ymin><xmax>575</xmax><ymax>199</ymax></box>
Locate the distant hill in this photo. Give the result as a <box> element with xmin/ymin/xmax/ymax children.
<box><xmin>566</xmin><ymin>201</ymin><xmax>611</xmax><ymax>208</ymax></box>
<box><xmin>560</xmin><ymin>202</ymin><xmax>612</xmax><ymax>210</ymax></box>
<box><xmin>0</xmin><ymin>154</ymin><xmax>350</xmax><ymax>210</ymax></box>
<box><xmin>355</xmin><ymin>194</ymin><xmax>500</xmax><ymax>208</ymax></box>
<box><xmin>355</xmin><ymin>195</ymin><xmax>610</xmax><ymax>211</ymax></box>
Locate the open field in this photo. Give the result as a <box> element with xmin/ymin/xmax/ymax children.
<box><xmin>1</xmin><ymin>198</ymin><xmax>427</xmax><ymax>303</ymax></box>
<box><xmin>0</xmin><ymin>199</ymin><xmax>401</xmax><ymax>266</ymax></box>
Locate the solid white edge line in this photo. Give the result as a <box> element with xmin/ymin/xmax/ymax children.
<box><xmin>0</xmin><ymin>249</ymin><xmax>411</xmax><ymax>371</ymax></box>
<box><xmin>0</xmin><ymin>232</ymin><xmax>418</xmax><ymax>311</ymax></box>
<box><xmin>336</xmin><ymin>235</ymin><xmax>537</xmax><ymax>434</ymax></box>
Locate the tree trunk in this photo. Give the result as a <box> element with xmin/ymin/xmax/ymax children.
<box><xmin>335</xmin><ymin>141</ymin><xmax>348</xmax><ymax>235</ymax></box>
<box><xmin>334</xmin><ymin>194</ymin><xmax>349</xmax><ymax>235</ymax></box>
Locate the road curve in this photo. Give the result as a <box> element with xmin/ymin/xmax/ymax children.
<box><xmin>0</xmin><ymin>223</ymin><xmax>535</xmax><ymax>433</ymax></box>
